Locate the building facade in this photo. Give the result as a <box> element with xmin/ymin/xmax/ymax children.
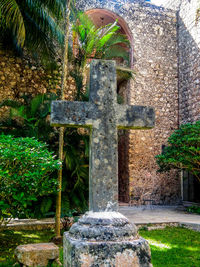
<box><xmin>0</xmin><ymin>0</ymin><xmax>199</xmax><ymax>204</ymax></box>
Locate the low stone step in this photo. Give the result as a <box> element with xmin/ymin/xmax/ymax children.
<box><xmin>15</xmin><ymin>242</ymin><xmax>61</xmax><ymax>267</ymax></box>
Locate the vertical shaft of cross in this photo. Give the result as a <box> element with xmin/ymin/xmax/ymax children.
<box><xmin>89</xmin><ymin>61</ymin><xmax>118</xmax><ymax>212</ymax></box>
<box><xmin>51</xmin><ymin>60</ymin><xmax>155</xmax><ymax>214</ymax></box>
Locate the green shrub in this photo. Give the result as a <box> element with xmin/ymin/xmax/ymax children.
<box><xmin>187</xmin><ymin>205</ymin><xmax>200</xmax><ymax>215</ymax></box>
<box><xmin>0</xmin><ymin>94</ymin><xmax>89</xmax><ymax>217</ymax></box>
<box><xmin>0</xmin><ymin>135</ymin><xmax>61</xmax><ymax>224</ymax></box>
<box><xmin>156</xmin><ymin>121</ymin><xmax>200</xmax><ymax>182</ymax></box>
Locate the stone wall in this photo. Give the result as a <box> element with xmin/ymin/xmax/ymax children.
<box><xmin>0</xmin><ymin>50</ymin><xmax>76</xmax><ymax>117</ymax></box>
<box><xmin>126</xmin><ymin>2</ymin><xmax>180</xmax><ymax>204</ymax></box>
<box><xmin>0</xmin><ymin>50</ymin><xmax>49</xmax><ymax>117</ymax></box>
<box><xmin>163</xmin><ymin>0</ymin><xmax>200</xmax><ymax>124</ymax></box>
<box><xmin>0</xmin><ymin>0</ymin><xmax>182</xmax><ymax>205</ymax></box>
<box><xmin>177</xmin><ymin>0</ymin><xmax>200</xmax><ymax>124</ymax></box>
<box><xmin>77</xmin><ymin>0</ymin><xmax>180</xmax><ymax>204</ymax></box>
<box><xmin>161</xmin><ymin>0</ymin><xmax>181</xmax><ymax>10</ymax></box>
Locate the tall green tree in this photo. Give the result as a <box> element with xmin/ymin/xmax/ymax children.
<box><xmin>0</xmin><ymin>0</ymin><xmax>65</xmax><ymax>67</ymax></box>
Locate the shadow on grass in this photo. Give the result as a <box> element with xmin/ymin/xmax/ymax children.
<box><xmin>0</xmin><ymin>229</ymin><xmax>62</xmax><ymax>267</ymax></box>
<box><xmin>140</xmin><ymin>227</ymin><xmax>200</xmax><ymax>267</ymax></box>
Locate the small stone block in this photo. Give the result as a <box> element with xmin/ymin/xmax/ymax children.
<box><xmin>15</xmin><ymin>243</ymin><xmax>60</xmax><ymax>267</ymax></box>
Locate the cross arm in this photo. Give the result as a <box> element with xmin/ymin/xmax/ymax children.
<box><xmin>116</xmin><ymin>105</ymin><xmax>155</xmax><ymax>129</ymax></box>
<box><xmin>51</xmin><ymin>101</ymin><xmax>97</xmax><ymax>127</ymax></box>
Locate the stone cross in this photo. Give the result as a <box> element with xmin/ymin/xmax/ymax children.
<box><xmin>51</xmin><ymin>60</ymin><xmax>154</xmax><ymax>213</ymax></box>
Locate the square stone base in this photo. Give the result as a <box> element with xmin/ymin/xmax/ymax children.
<box><xmin>63</xmin><ymin>232</ymin><xmax>152</xmax><ymax>267</ymax></box>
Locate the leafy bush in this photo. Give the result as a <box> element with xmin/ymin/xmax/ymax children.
<box><xmin>0</xmin><ymin>94</ymin><xmax>89</xmax><ymax>218</ymax></box>
<box><xmin>156</xmin><ymin>121</ymin><xmax>200</xmax><ymax>182</ymax></box>
<box><xmin>187</xmin><ymin>205</ymin><xmax>200</xmax><ymax>215</ymax></box>
<box><xmin>0</xmin><ymin>135</ymin><xmax>61</xmax><ymax>224</ymax></box>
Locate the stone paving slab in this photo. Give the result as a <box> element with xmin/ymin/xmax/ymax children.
<box><xmin>119</xmin><ymin>206</ymin><xmax>200</xmax><ymax>225</ymax></box>
<box><xmin>1</xmin><ymin>206</ymin><xmax>200</xmax><ymax>231</ymax></box>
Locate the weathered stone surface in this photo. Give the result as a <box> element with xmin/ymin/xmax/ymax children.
<box><xmin>64</xmin><ymin>232</ymin><xmax>152</xmax><ymax>267</ymax></box>
<box><xmin>51</xmin><ymin>60</ymin><xmax>155</xmax><ymax>213</ymax></box>
<box><xmin>0</xmin><ymin>0</ymin><xmax>185</xmax><ymax>205</ymax></box>
<box><xmin>163</xmin><ymin>0</ymin><xmax>200</xmax><ymax>125</ymax></box>
<box><xmin>63</xmin><ymin>212</ymin><xmax>151</xmax><ymax>266</ymax></box>
<box><xmin>14</xmin><ymin>243</ymin><xmax>60</xmax><ymax>267</ymax></box>
<box><xmin>51</xmin><ymin>60</ymin><xmax>153</xmax><ymax>266</ymax></box>
<box><xmin>74</xmin><ymin>0</ymin><xmax>180</xmax><ymax>204</ymax></box>
<box><xmin>0</xmin><ymin>49</ymin><xmax>75</xmax><ymax>118</ymax></box>
<box><xmin>69</xmin><ymin>212</ymin><xmax>138</xmax><ymax>242</ymax></box>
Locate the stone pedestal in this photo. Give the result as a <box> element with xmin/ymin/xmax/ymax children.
<box><xmin>63</xmin><ymin>212</ymin><xmax>152</xmax><ymax>267</ymax></box>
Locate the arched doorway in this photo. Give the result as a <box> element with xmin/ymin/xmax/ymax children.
<box><xmin>86</xmin><ymin>9</ymin><xmax>133</xmax><ymax>203</ymax></box>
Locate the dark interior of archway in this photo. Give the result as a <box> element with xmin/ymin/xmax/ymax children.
<box><xmin>87</xmin><ymin>9</ymin><xmax>131</xmax><ymax>204</ymax></box>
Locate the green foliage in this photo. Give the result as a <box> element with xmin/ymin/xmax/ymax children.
<box><xmin>156</xmin><ymin>121</ymin><xmax>200</xmax><ymax>182</ymax></box>
<box><xmin>0</xmin><ymin>0</ymin><xmax>65</xmax><ymax>68</ymax></box>
<box><xmin>61</xmin><ymin>132</ymin><xmax>89</xmax><ymax>215</ymax></box>
<box><xmin>72</xmin><ymin>12</ymin><xmax>130</xmax><ymax>66</ymax></box>
<box><xmin>0</xmin><ymin>93</ymin><xmax>57</xmax><ymax>141</ymax></box>
<box><xmin>0</xmin><ymin>93</ymin><xmax>89</xmax><ymax>218</ymax></box>
<box><xmin>70</xmin><ymin>12</ymin><xmax>133</xmax><ymax>99</ymax></box>
<box><xmin>0</xmin><ymin>134</ymin><xmax>61</xmax><ymax>223</ymax></box>
<box><xmin>140</xmin><ymin>227</ymin><xmax>200</xmax><ymax>267</ymax></box>
<box><xmin>187</xmin><ymin>205</ymin><xmax>200</xmax><ymax>215</ymax></box>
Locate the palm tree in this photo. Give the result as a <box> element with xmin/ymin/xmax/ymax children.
<box><xmin>0</xmin><ymin>0</ymin><xmax>65</xmax><ymax>68</ymax></box>
<box><xmin>70</xmin><ymin>12</ymin><xmax>134</xmax><ymax>98</ymax></box>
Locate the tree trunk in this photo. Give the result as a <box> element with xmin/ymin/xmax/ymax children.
<box><xmin>55</xmin><ymin>0</ymin><xmax>71</xmax><ymax>239</ymax></box>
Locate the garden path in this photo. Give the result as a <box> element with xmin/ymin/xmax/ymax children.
<box><xmin>119</xmin><ymin>205</ymin><xmax>200</xmax><ymax>230</ymax></box>
<box><xmin>2</xmin><ymin>206</ymin><xmax>199</xmax><ymax>231</ymax></box>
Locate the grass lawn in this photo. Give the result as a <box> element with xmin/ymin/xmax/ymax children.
<box><xmin>0</xmin><ymin>229</ymin><xmax>63</xmax><ymax>267</ymax></box>
<box><xmin>0</xmin><ymin>227</ymin><xmax>199</xmax><ymax>266</ymax></box>
<box><xmin>139</xmin><ymin>227</ymin><xmax>200</xmax><ymax>267</ymax></box>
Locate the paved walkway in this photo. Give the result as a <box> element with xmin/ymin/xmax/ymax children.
<box><xmin>119</xmin><ymin>206</ymin><xmax>200</xmax><ymax>225</ymax></box>
<box><xmin>1</xmin><ymin>206</ymin><xmax>200</xmax><ymax>231</ymax></box>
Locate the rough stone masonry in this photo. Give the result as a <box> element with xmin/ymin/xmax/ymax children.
<box><xmin>0</xmin><ymin>0</ymin><xmax>182</xmax><ymax>204</ymax></box>
<box><xmin>51</xmin><ymin>60</ymin><xmax>155</xmax><ymax>266</ymax></box>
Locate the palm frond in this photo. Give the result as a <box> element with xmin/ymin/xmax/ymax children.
<box><xmin>26</xmin><ymin>0</ymin><xmax>65</xmax><ymax>21</ymax></box>
<box><xmin>116</xmin><ymin>66</ymin><xmax>136</xmax><ymax>85</ymax></box>
<box><xmin>23</xmin><ymin>12</ymin><xmax>56</xmax><ymax>67</ymax></box>
<box><xmin>99</xmin><ymin>20</ymin><xmax>119</xmax><ymax>38</ymax></box>
<box><xmin>24</xmin><ymin>0</ymin><xmax>64</xmax><ymax>44</ymax></box>
<box><xmin>104</xmin><ymin>33</ymin><xmax>130</xmax><ymax>48</ymax></box>
<box><xmin>76</xmin><ymin>12</ymin><xmax>94</xmax><ymax>30</ymax></box>
<box><xmin>0</xmin><ymin>99</ymin><xmax>22</xmax><ymax>109</ymax></box>
<box><xmin>0</xmin><ymin>0</ymin><xmax>25</xmax><ymax>46</ymax></box>
<box><xmin>102</xmin><ymin>45</ymin><xmax>130</xmax><ymax>62</ymax></box>
<box><xmin>30</xmin><ymin>94</ymin><xmax>44</xmax><ymax>117</ymax></box>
